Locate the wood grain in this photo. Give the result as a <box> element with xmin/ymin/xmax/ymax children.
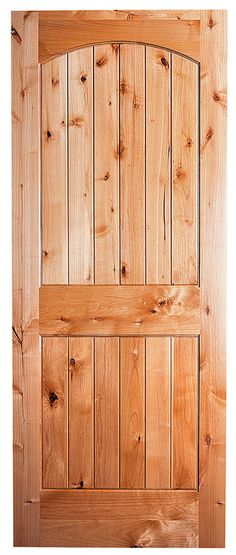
<box><xmin>39</xmin><ymin>284</ymin><xmax>200</xmax><ymax>336</ymax></box>
<box><xmin>42</xmin><ymin>338</ymin><xmax>68</xmax><ymax>488</ymax></box>
<box><xmin>171</xmin><ymin>337</ymin><xmax>198</xmax><ymax>489</ymax></box>
<box><xmin>12</xmin><ymin>11</ymin><xmax>40</xmax><ymax>546</ymax></box>
<box><xmin>120</xmin><ymin>338</ymin><xmax>145</xmax><ymax>488</ymax></box>
<box><xmin>41</xmin><ymin>55</ymin><xmax>68</xmax><ymax>284</ymax></box>
<box><xmin>39</xmin><ymin>19</ymin><xmax>200</xmax><ymax>63</ymax></box>
<box><xmin>40</xmin><ymin>490</ymin><xmax>199</xmax><ymax>547</ymax></box>
<box><xmin>69</xmin><ymin>338</ymin><xmax>94</xmax><ymax>488</ymax></box>
<box><xmin>94</xmin><ymin>44</ymin><xmax>119</xmax><ymax>283</ymax></box>
<box><xmin>146</xmin><ymin>48</ymin><xmax>171</xmax><ymax>284</ymax></box>
<box><xmin>146</xmin><ymin>338</ymin><xmax>170</xmax><ymax>488</ymax></box>
<box><xmin>39</xmin><ymin>11</ymin><xmax>200</xmax><ymax>21</ymax></box>
<box><xmin>172</xmin><ymin>55</ymin><xmax>198</xmax><ymax>285</ymax></box>
<box><xmin>120</xmin><ymin>44</ymin><xmax>145</xmax><ymax>284</ymax></box>
<box><xmin>40</xmin><ymin>518</ymin><xmax>198</xmax><ymax>547</ymax></box>
<box><xmin>95</xmin><ymin>338</ymin><xmax>119</xmax><ymax>487</ymax></box>
<box><xmin>68</xmin><ymin>48</ymin><xmax>94</xmax><ymax>284</ymax></box>
<box><xmin>199</xmin><ymin>10</ymin><xmax>227</xmax><ymax>548</ymax></box>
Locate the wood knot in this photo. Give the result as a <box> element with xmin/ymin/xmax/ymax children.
<box><xmin>20</xmin><ymin>89</ymin><xmax>25</xmax><ymax>98</ymax></box>
<box><xmin>111</xmin><ymin>206</ymin><xmax>115</xmax><ymax>213</ymax></box>
<box><xmin>79</xmin><ymin>480</ymin><xmax>84</xmax><ymax>488</ymax></box>
<box><xmin>96</xmin><ymin>54</ymin><xmax>108</xmax><ymax>67</ymax></box>
<box><xmin>43</xmin><ymin>250</ymin><xmax>48</xmax><ymax>257</ymax></box>
<box><xmin>133</xmin><ymin>95</ymin><xmax>140</xmax><ymax>110</ymax></box>
<box><xmin>49</xmin><ymin>391</ymin><xmax>58</xmax><ymax>406</ymax></box>
<box><xmin>175</xmin><ymin>166</ymin><xmax>187</xmax><ymax>180</ymax></box>
<box><xmin>151</xmin><ymin>308</ymin><xmax>158</xmax><ymax>314</ymax></box>
<box><xmin>157</xmin><ymin>296</ymin><xmax>171</xmax><ymax>308</ymax></box>
<box><xmin>11</xmin><ymin>26</ymin><xmax>22</xmax><ymax>43</ymax></box>
<box><xmin>205</xmin><ymin>434</ymin><xmax>212</xmax><ymax>447</ymax></box>
<box><xmin>208</xmin><ymin>17</ymin><xmax>216</xmax><ymax>29</ymax></box>
<box><xmin>46</xmin><ymin>130</ymin><xmax>52</xmax><ymax>140</ymax></box>
<box><xmin>120</xmin><ymin>82</ymin><xmax>129</xmax><ymax>95</ymax></box>
<box><xmin>121</xmin><ymin>264</ymin><xmax>127</xmax><ymax>276</ymax></box>
<box><xmin>70</xmin><ymin>117</ymin><xmax>84</xmax><ymax>127</ymax></box>
<box><xmin>186</xmin><ymin>138</ymin><xmax>193</xmax><ymax>148</ymax></box>
<box><xmin>206</xmin><ymin>127</ymin><xmax>214</xmax><ymax>143</ymax></box>
<box><xmin>52</xmin><ymin>78</ymin><xmax>60</xmax><ymax>86</ymax></box>
<box><xmin>213</xmin><ymin>91</ymin><xmax>220</xmax><ymax>102</ymax></box>
<box><xmin>127</xmin><ymin>13</ymin><xmax>133</xmax><ymax>20</ymax></box>
<box><xmin>81</xmin><ymin>74</ymin><xmax>87</xmax><ymax>83</ymax></box>
<box><xmin>205</xmin><ymin>304</ymin><xmax>210</xmax><ymax>315</ymax></box>
<box><xmin>104</xmin><ymin>172</ymin><xmax>110</xmax><ymax>181</ymax></box>
<box><xmin>161</xmin><ymin>57</ymin><xmax>169</xmax><ymax>69</ymax></box>
<box><xmin>70</xmin><ymin>358</ymin><xmax>75</xmax><ymax>366</ymax></box>
<box><xmin>138</xmin><ymin>435</ymin><xmax>141</xmax><ymax>442</ymax></box>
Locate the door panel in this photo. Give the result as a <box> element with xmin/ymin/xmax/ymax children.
<box><xmin>69</xmin><ymin>337</ymin><xmax>94</xmax><ymax>488</ymax></box>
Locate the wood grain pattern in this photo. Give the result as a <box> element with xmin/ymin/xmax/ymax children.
<box><xmin>172</xmin><ymin>337</ymin><xmax>198</xmax><ymax>489</ymax></box>
<box><xmin>42</xmin><ymin>338</ymin><xmax>68</xmax><ymax>488</ymax></box>
<box><xmin>172</xmin><ymin>55</ymin><xmax>198</xmax><ymax>285</ymax></box>
<box><xmin>120</xmin><ymin>338</ymin><xmax>145</xmax><ymax>488</ymax></box>
<box><xmin>12</xmin><ymin>11</ymin><xmax>40</xmax><ymax>546</ymax></box>
<box><xmin>39</xmin><ymin>19</ymin><xmax>200</xmax><ymax>63</ymax></box>
<box><xmin>40</xmin><ymin>490</ymin><xmax>199</xmax><ymax>547</ymax></box>
<box><xmin>40</xmin><ymin>518</ymin><xmax>198</xmax><ymax>547</ymax></box>
<box><xmin>39</xmin><ymin>11</ymin><xmax>200</xmax><ymax>21</ymax></box>
<box><xmin>199</xmin><ymin>10</ymin><xmax>226</xmax><ymax>548</ymax></box>
<box><xmin>94</xmin><ymin>44</ymin><xmax>119</xmax><ymax>283</ymax></box>
<box><xmin>41</xmin><ymin>55</ymin><xmax>68</xmax><ymax>284</ymax></box>
<box><xmin>146</xmin><ymin>48</ymin><xmax>171</xmax><ymax>284</ymax></box>
<box><xmin>68</xmin><ymin>48</ymin><xmax>93</xmax><ymax>284</ymax></box>
<box><xmin>146</xmin><ymin>338</ymin><xmax>170</xmax><ymax>488</ymax></box>
<box><xmin>69</xmin><ymin>338</ymin><xmax>94</xmax><ymax>488</ymax></box>
<box><xmin>41</xmin><ymin>489</ymin><xmax>199</xmax><ymax>519</ymax></box>
<box><xmin>95</xmin><ymin>338</ymin><xmax>119</xmax><ymax>487</ymax></box>
<box><xmin>120</xmin><ymin>44</ymin><xmax>145</xmax><ymax>284</ymax></box>
<box><xmin>39</xmin><ymin>284</ymin><xmax>200</xmax><ymax>336</ymax></box>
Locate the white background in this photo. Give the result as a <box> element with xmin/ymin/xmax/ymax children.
<box><xmin>0</xmin><ymin>1</ymin><xmax>235</xmax><ymax>553</ymax></box>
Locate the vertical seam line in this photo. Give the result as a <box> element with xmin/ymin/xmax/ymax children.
<box><xmin>170</xmin><ymin>53</ymin><xmax>173</xmax><ymax>285</ymax></box>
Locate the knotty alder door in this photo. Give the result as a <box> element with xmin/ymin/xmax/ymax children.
<box><xmin>12</xmin><ymin>11</ymin><xmax>226</xmax><ymax>548</ymax></box>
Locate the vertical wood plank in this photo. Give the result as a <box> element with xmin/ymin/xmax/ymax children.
<box><xmin>94</xmin><ymin>44</ymin><xmax>119</xmax><ymax>284</ymax></box>
<box><xmin>120</xmin><ymin>338</ymin><xmax>145</xmax><ymax>488</ymax></box>
<box><xmin>41</xmin><ymin>55</ymin><xmax>68</xmax><ymax>284</ymax></box>
<box><xmin>12</xmin><ymin>11</ymin><xmax>40</xmax><ymax>546</ymax></box>
<box><xmin>42</xmin><ymin>337</ymin><xmax>68</xmax><ymax>488</ymax></box>
<box><xmin>172</xmin><ymin>55</ymin><xmax>198</xmax><ymax>285</ymax></box>
<box><xmin>95</xmin><ymin>338</ymin><xmax>119</xmax><ymax>488</ymax></box>
<box><xmin>146</xmin><ymin>337</ymin><xmax>170</xmax><ymax>489</ymax></box>
<box><xmin>172</xmin><ymin>337</ymin><xmax>198</xmax><ymax>489</ymax></box>
<box><xmin>146</xmin><ymin>48</ymin><xmax>171</xmax><ymax>284</ymax></box>
<box><xmin>120</xmin><ymin>44</ymin><xmax>145</xmax><ymax>284</ymax></box>
<box><xmin>199</xmin><ymin>10</ymin><xmax>226</xmax><ymax>547</ymax></box>
<box><xmin>69</xmin><ymin>338</ymin><xmax>94</xmax><ymax>488</ymax></box>
<box><xmin>68</xmin><ymin>48</ymin><xmax>93</xmax><ymax>284</ymax></box>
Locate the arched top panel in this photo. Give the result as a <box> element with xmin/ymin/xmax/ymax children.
<box><xmin>39</xmin><ymin>16</ymin><xmax>200</xmax><ymax>63</ymax></box>
<box><xmin>41</xmin><ymin>43</ymin><xmax>199</xmax><ymax>286</ymax></box>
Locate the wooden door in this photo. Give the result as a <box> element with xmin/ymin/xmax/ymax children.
<box><xmin>12</xmin><ymin>10</ymin><xmax>226</xmax><ymax>548</ymax></box>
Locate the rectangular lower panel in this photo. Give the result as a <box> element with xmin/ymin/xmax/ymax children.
<box><xmin>40</xmin><ymin>490</ymin><xmax>199</xmax><ymax>547</ymax></box>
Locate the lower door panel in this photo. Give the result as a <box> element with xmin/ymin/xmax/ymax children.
<box><xmin>40</xmin><ymin>490</ymin><xmax>199</xmax><ymax>547</ymax></box>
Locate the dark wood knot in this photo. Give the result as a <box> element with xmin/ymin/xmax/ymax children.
<box><xmin>161</xmin><ymin>57</ymin><xmax>169</xmax><ymax>69</ymax></box>
<box><xmin>81</xmin><ymin>74</ymin><xmax>87</xmax><ymax>83</ymax></box>
<box><xmin>70</xmin><ymin>358</ymin><xmax>75</xmax><ymax>366</ymax></box>
<box><xmin>49</xmin><ymin>391</ymin><xmax>58</xmax><ymax>406</ymax></box>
